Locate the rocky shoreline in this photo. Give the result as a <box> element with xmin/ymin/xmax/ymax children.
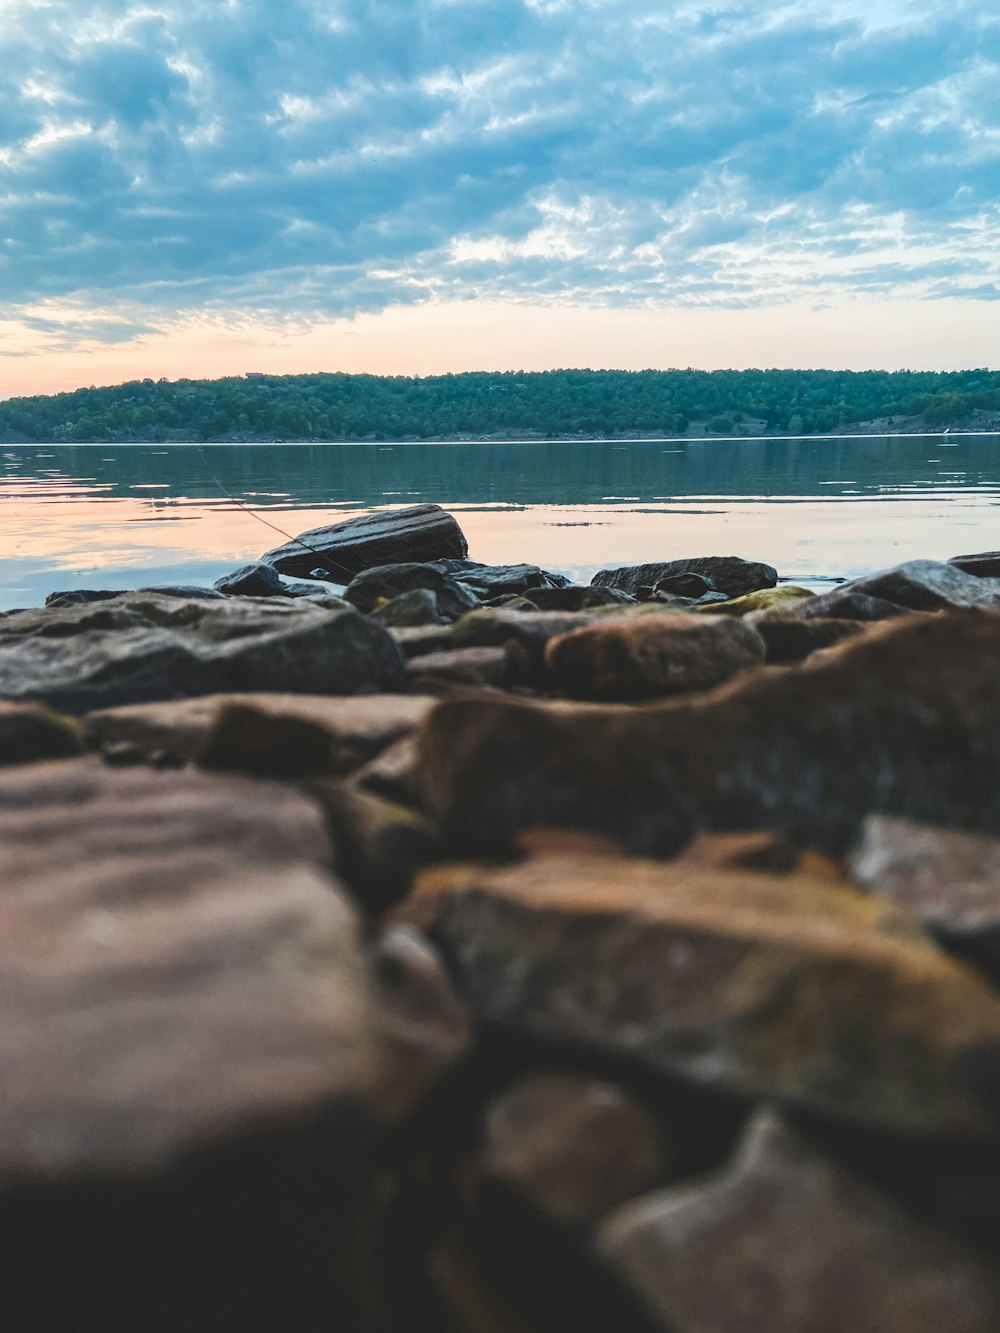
<box><xmin>5</xmin><ymin>502</ymin><xmax>1000</xmax><ymax>1329</ymax></box>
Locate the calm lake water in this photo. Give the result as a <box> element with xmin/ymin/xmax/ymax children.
<box><xmin>2</xmin><ymin>435</ymin><xmax>999</xmax><ymax>610</ymax></box>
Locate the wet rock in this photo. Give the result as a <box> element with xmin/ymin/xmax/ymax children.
<box><xmin>594</xmin><ymin>556</ymin><xmax>778</xmax><ymax>600</ymax></box>
<box><xmin>261</xmin><ymin>503</ymin><xmax>468</xmax><ymax>581</ymax></box>
<box><xmin>479</xmin><ymin>1073</ymin><xmax>668</xmax><ymax>1228</ymax></box>
<box><xmin>370</xmin><ymin>587</ymin><xmax>445</xmax><ymax>627</ymax></box>
<box><xmin>599</xmin><ymin>1109</ymin><xmax>1000</xmax><ymax>1333</ymax></box>
<box><xmin>0</xmin><ymin>758</ymin><xmax>380</xmax><ymax>1332</ymax></box>
<box><xmin>696</xmin><ymin>585</ymin><xmax>814</xmax><ymax>616</ymax></box>
<box><xmin>545</xmin><ymin>614</ymin><xmax>765</xmax><ymax>701</ymax></box>
<box><xmin>525</xmin><ymin>585</ymin><xmax>636</xmax><ymax>611</ymax></box>
<box><xmin>433</xmin><ymin>560</ymin><xmax>568</xmax><ymax>597</ymax></box>
<box><xmin>0</xmin><ymin>592</ymin><xmax>405</xmax><ymax>713</ymax></box>
<box><xmin>213</xmin><ymin>561</ymin><xmax>286</xmax><ymax>596</ymax></box>
<box><xmin>404</xmin><ymin>853</ymin><xmax>1000</xmax><ymax>1138</ymax></box>
<box><xmin>851</xmin><ymin>816</ymin><xmax>1000</xmax><ymax>978</ymax></box>
<box><xmin>418</xmin><ymin>612</ymin><xmax>1000</xmax><ymax>857</ymax></box>
<box><xmin>0</xmin><ymin>701</ymin><xmax>84</xmax><ymax>766</ymax></box>
<box><xmin>406</xmin><ymin>645</ymin><xmax>512</xmax><ymax>690</ymax></box>
<box><xmin>847</xmin><ymin>559</ymin><xmax>1000</xmax><ymax>612</ymax></box>
<box><xmin>748</xmin><ymin>615</ymin><xmax>866</xmax><ymax>662</ymax></box>
<box><xmin>344</xmin><ymin>561</ymin><xmax>480</xmax><ymax>620</ymax></box>
<box><xmin>951</xmin><ymin>551</ymin><xmax>1000</xmax><ymax>578</ymax></box>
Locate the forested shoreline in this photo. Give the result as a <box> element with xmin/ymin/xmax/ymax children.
<box><xmin>2</xmin><ymin>367</ymin><xmax>999</xmax><ymax>443</ymax></box>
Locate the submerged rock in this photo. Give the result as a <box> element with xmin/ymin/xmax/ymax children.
<box><xmin>0</xmin><ymin>592</ymin><xmax>405</xmax><ymax>713</ymax></box>
<box><xmin>261</xmin><ymin>504</ymin><xmax>468</xmax><ymax>581</ymax></box>
<box><xmin>594</xmin><ymin>556</ymin><xmax>778</xmax><ymax>599</ymax></box>
<box><xmin>599</xmin><ymin>1110</ymin><xmax>1000</xmax><ymax>1333</ymax></box>
<box><xmin>544</xmin><ymin>614</ymin><xmax>765</xmax><ymax>700</ymax></box>
<box><xmin>403</xmin><ymin>853</ymin><xmax>1000</xmax><ymax>1137</ymax></box>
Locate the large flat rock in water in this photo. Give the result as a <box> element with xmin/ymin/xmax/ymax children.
<box><xmin>261</xmin><ymin>503</ymin><xmax>469</xmax><ymax>581</ymax></box>
<box><xmin>0</xmin><ymin>758</ymin><xmax>379</xmax><ymax>1331</ymax></box>
<box><xmin>403</xmin><ymin>853</ymin><xmax>1000</xmax><ymax>1138</ymax></box>
<box><xmin>0</xmin><ymin>591</ymin><xmax>404</xmax><ymax>713</ymax></box>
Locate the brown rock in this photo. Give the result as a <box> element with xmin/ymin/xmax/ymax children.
<box><xmin>748</xmin><ymin>614</ymin><xmax>865</xmax><ymax>662</ymax></box>
<box><xmin>0</xmin><ymin>700</ymin><xmax>84</xmax><ymax>766</ymax></box>
<box><xmin>0</xmin><ymin>757</ymin><xmax>380</xmax><ymax>1331</ymax></box>
<box><xmin>599</xmin><ymin>1109</ymin><xmax>1000</xmax><ymax>1333</ymax></box>
<box><xmin>544</xmin><ymin>614</ymin><xmax>765</xmax><ymax>700</ymax></box>
<box><xmin>402</xmin><ymin>853</ymin><xmax>1000</xmax><ymax>1137</ymax></box>
<box><xmin>418</xmin><ymin>612</ymin><xmax>1000</xmax><ymax>857</ymax></box>
<box><xmin>678</xmin><ymin>829</ymin><xmax>843</xmax><ymax>879</ymax></box>
<box><xmin>352</xmin><ymin>732</ymin><xmax>422</xmax><ymax>804</ymax></box>
<box><xmin>406</xmin><ymin>645</ymin><xmax>512</xmax><ymax>689</ymax></box>
<box><xmin>480</xmin><ymin>1073</ymin><xmax>668</xmax><ymax>1227</ymax></box>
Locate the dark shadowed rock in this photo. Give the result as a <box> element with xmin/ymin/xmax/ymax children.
<box><xmin>649</xmin><ymin>571</ymin><xmax>715</xmax><ymax>598</ymax></box>
<box><xmin>594</xmin><ymin>556</ymin><xmax>778</xmax><ymax>599</ymax></box>
<box><xmin>0</xmin><ymin>592</ymin><xmax>405</xmax><ymax>713</ymax></box>
<box><xmin>432</xmin><ymin>560</ymin><xmax>569</xmax><ymax>597</ymax></box>
<box><xmin>406</xmin><ymin>645</ymin><xmax>512</xmax><ymax>689</ymax></box>
<box><xmin>45</xmin><ymin>588</ymin><xmax>123</xmax><ymax>607</ymax></box>
<box><xmin>417</xmin><ymin>612</ymin><xmax>1000</xmax><ymax>857</ymax></box>
<box><xmin>748</xmin><ymin>615</ymin><xmax>866</xmax><ymax>662</ymax></box>
<box><xmin>544</xmin><ymin>614</ymin><xmax>765</xmax><ymax>700</ymax></box>
<box><xmin>525</xmin><ymin>585</ymin><xmax>636</xmax><ymax>611</ymax></box>
<box><xmin>452</xmin><ymin>608</ymin><xmax>616</xmax><ymax>675</ymax></box>
<box><xmin>479</xmin><ymin>1073</ymin><xmax>668</xmax><ymax>1228</ymax></box>
<box><xmin>0</xmin><ymin>701</ymin><xmax>84</xmax><ymax>766</ymax></box>
<box><xmin>847</xmin><ymin>559</ymin><xmax>1000</xmax><ymax>612</ymax></box>
<box><xmin>950</xmin><ymin>551</ymin><xmax>1000</xmax><ymax>578</ymax></box>
<box><xmin>390</xmin><ymin>624</ymin><xmax>455</xmax><ymax>658</ymax></box>
<box><xmin>768</xmin><ymin>587</ymin><xmax>913</xmax><ymax>622</ymax></box>
<box><xmin>851</xmin><ymin>816</ymin><xmax>1000</xmax><ymax>979</ymax></box>
<box><xmin>403</xmin><ymin>853</ymin><xmax>1000</xmax><ymax>1137</ymax></box>
<box><xmin>371</xmin><ymin>587</ymin><xmax>445</xmax><ymax>627</ymax></box>
<box><xmin>213</xmin><ymin>561</ymin><xmax>285</xmax><ymax>596</ymax></box>
<box><xmin>44</xmin><ymin>585</ymin><xmax>225</xmax><ymax>608</ymax></box>
<box><xmin>261</xmin><ymin>504</ymin><xmax>468</xmax><ymax>581</ymax></box>
<box><xmin>344</xmin><ymin>562</ymin><xmax>479</xmax><ymax>619</ymax></box>
<box><xmin>599</xmin><ymin>1110</ymin><xmax>1000</xmax><ymax>1333</ymax></box>
<box><xmin>0</xmin><ymin>758</ymin><xmax>379</xmax><ymax>1332</ymax></box>
<box><xmin>353</xmin><ymin>733</ymin><xmax>422</xmax><ymax>804</ymax></box>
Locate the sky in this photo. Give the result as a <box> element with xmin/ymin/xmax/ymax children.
<box><xmin>1</xmin><ymin>0</ymin><xmax>998</xmax><ymax>395</ymax></box>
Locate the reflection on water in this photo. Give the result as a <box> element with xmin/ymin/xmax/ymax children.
<box><xmin>2</xmin><ymin>436</ymin><xmax>999</xmax><ymax>609</ymax></box>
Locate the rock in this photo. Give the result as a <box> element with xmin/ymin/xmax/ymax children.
<box><xmin>599</xmin><ymin>1109</ymin><xmax>1000</xmax><ymax>1333</ymax></box>
<box><xmin>851</xmin><ymin>816</ymin><xmax>1000</xmax><ymax>978</ymax></box>
<box><xmin>213</xmin><ymin>561</ymin><xmax>285</xmax><ymax>596</ymax></box>
<box><xmin>951</xmin><ymin>551</ymin><xmax>1000</xmax><ymax>578</ymax></box>
<box><xmin>44</xmin><ymin>585</ymin><xmax>226</xmax><ymax>608</ymax></box>
<box><xmin>695</xmin><ymin>585</ymin><xmax>814</xmax><ymax>616</ymax></box>
<box><xmin>770</xmin><ymin>588</ymin><xmax>913</xmax><ymax>622</ymax></box>
<box><xmin>433</xmin><ymin>560</ymin><xmax>568</xmax><ymax>597</ymax></box>
<box><xmin>0</xmin><ymin>592</ymin><xmax>405</xmax><ymax>713</ymax></box>
<box><xmin>45</xmin><ymin>588</ymin><xmax>123</xmax><ymax>607</ymax></box>
<box><xmin>0</xmin><ymin>701</ymin><xmax>84</xmax><ymax>766</ymax></box>
<box><xmin>594</xmin><ymin>556</ymin><xmax>778</xmax><ymax>600</ymax></box>
<box><xmin>545</xmin><ymin>614</ymin><xmax>765</xmax><ymax>701</ymax></box>
<box><xmin>403</xmin><ymin>853</ymin><xmax>1000</xmax><ymax>1137</ymax></box>
<box><xmin>406</xmin><ymin>646</ymin><xmax>512</xmax><ymax>690</ymax></box>
<box><xmin>344</xmin><ymin>562</ymin><xmax>479</xmax><ymax>620</ymax></box>
<box><xmin>418</xmin><ymin>612</ymin><xmax>1000</xmax><ymax>857</ymax></box>
<box><xmin>309</xmin><ymin>779</ymin><xmax>441</xmax><ymax>914</ymax></box>
<box><xmin>261</xmin><ymin>503</ymin><xmax>468</xmax><ymax>581</ymax></box>
<box><xmin>525</xmin><ymin>585</ymin><xmax>636</xmax><ymax>611</ymax></box>
<box><xmin>847</xmin><ymin>559</ymin><xmax>1000</xmax><ymax>612</ymax></box>
<box><xmin>452</xmin><ymin>608</ymin><xmax>613</xmax><ymax>676</ymax></box>
<box><xmin>647</xmin><ymin>572</ymin><xmax>715</xmax><ymax>599</ymax></box>
<box><xmin>371</xmin><ymin>587</ymin><xmax>445</xmax><ymax>627</ymax></box>
<box><xmin>748</xmin><ymin>615</ymin><xmax>866</xmax><ymax>662</ymax></box>
<box><xmin>390</xmin><ymin>624</ymin><xmax>456</xmax><ymax>659</ymax></box>
<box><xmin>677</xmin><ymin>829</ymin><xmax>844</xmax><ymax>879</ymax></box>
<box><xmin>0</xmin><ymin>758</ymin><xmax>380</xmax><ymax>1331</ymax></box>
<box><xmin>479</xmin><ymin>1073</ymin><xmax>668</xmax><ymax>1228</ymax></box>
<box><xmin>352</xmin><ymin>733</ymin><xmax>422</xmax><ymax>805</ymax></box>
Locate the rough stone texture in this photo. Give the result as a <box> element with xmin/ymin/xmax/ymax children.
<box><xmin>261</xmin><ymin>503</ymin><xmax>469</xmax><ymax>581</ymax></box>
<box><xmin>851</xmin><ymin>815</ymin><xmax>1000</xmax><ymax>977</ymax></box>
<box><xmin>0</xmin><ymin>701</ymin><xmax>84</xmax><ymax>766</ymax></box>
<box><xmin>695</xmin><ymin>586</ymin><xmax>814</xmax><ymax>616</ymax></box>
<box><xmin>599</xmin><ymin>1110</ymin><xmax>1000</xmax><ymax>1333</ymax></box>
<box><xmin>544</xmin><ymin>614</ymin><xmax>765</xmax><ymax>701</ymax></box>
<box><xmin>766</xmin><ymin>587</ymin><xmax>913</xmax><ymax>622</ymax></box>
<box><xmin>213</xmin><ymin>561</ymin><xmax>285</xmax><ymax>596</ymax></box>
<box><xmin>418</xmin><ymin>612</ymin><xmax>1000</xmax><ymax>857</ymax></box>
<box><xmin>0</xmin><ymin>758</ymin><xmax>380</xmax><ymax>1331</ymax></box>
<box><xmin>847</xmin><ymin>559</ymin><xmax>1000</xmax><ymax>612</ymax></box>
<box><xmin>44</xmin><ymin>586</ymin><xmax>226</xmax><ymax>608</ymax></box>
<box><xmin>371</xmin><ymin>587</ymin><xmax>445</xmax><ymax>627</ymax></box>
<box><xmin>406</xmin><ymin>645</ymin><xmax>512</xmax><ymax>689</ymax></box>
<box><xmin>748</xmin><ymin>615</ymin><xmax>866</xmax><ymax>663</ymax></box>
<box><xmin>452</xmin><ymin>608</ymin><xmax>617</xmax><ymax>676</ymax></box>
<box><xmin>403</xmin><ymin>853</ymin><xmax>1000</xmax><ymax>1137</ymax></box>
<box><xmin>432</xmin><ymin>560</ymin><xmax>568</xmax><ymax>597</ymax></box>
<box><xmin>344</xmin><ymin>562</ymin><xmax>480</xmax><ymax>619</ymax></box>
<box><xmin>951</xmin><ymin>551</ymin><xmax>1000</xmax><ymax>578</ymax></box>
<box><xmin>0</xmin><ymin>592</ymin><xmax>405</xmax><ymax>713</ymax></box>
<box><xmin>86</xmin><ymin>691</ymin><xmax>435</xmax><ymax>769</ymax></box>
<box><xmin>594</xmin><ymin>556</ymin><xmax>778</xmax><ymax>599</ymax></box>
<box><xmin>479</xmin><ymin>1073</ymin><xmax>667</xmax><ymax>1227</ymax></box>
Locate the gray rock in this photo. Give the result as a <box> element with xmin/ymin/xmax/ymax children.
<box><xmin>594</xmin><ymin>556</ymin><xmax>778</xmax><ymax>599</ymax></box>
<box><xmin>950</xmin><ymin>551</ymin><xmax>1000</xmax><ymax>578</ymax></box>
<box><xmin>431</xmin><ymin>559</ymin><xmax>570</xmax><ymax>596</ymax></box>
<box><xmin>344</xmin><ymin>562</ymin><xmax>479</xmax><ymax>620</ymax></box>
<box><xmin>213</xmin><ymin>562</ymin><xmax>285</xmax><ymax>596</ymax></box>
<box><xmin>599</xmin><ymin>1110</ymin><xmax>1000</xmax><ymax>1333</ymax></box>
<box><xmin>769</xmin><ymin>587</ymin><xmax>913</xmax><ymax>622</ymax></box>
<box><xmin>405</xmin><ymin>645</ymin><xmax>511</xmax><ymax>688</ymax></box>
<box><xmin>261</xmin><ymin>503</ymin><xmax>468</xmax><ymax>581</ymax></box>
<box><xmin>452</xmin><ymin>607</ymin><xmax>611</xmax><ymax>674</ymax></box>
<box><xmin>0</xmin><ymin>592</ymin><xmax>405</xmax><ymax>713</ymax></box>
<box><xmin>749</xmin><ymin>615</ymin><xmax>866</xmax><ymax>662</ymax></box>
<box><xmin>848</xmin><ymin>559</ymin><xmax>1000</xmax><ymax>612</ymax></box>
<box><xmin>389</xmin><ymin>624</ymin><xmax>456</xmax><ymax>659</ymax></box>
<box><xmin>370</xmin><ymin>587</ymin><xmax>445</xmax><ymax>627</ymax></box>
<box><xmin>521</xmin><ymin>584</ymin><xmax>636</xmax><ymax>611</ymax></box>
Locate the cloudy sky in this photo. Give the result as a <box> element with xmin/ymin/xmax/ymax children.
<box><xmin>1</xmin><ymin>0</ymin><xmax>998</xmax><ymax>392</ymax></box>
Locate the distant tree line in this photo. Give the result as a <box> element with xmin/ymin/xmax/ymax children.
<box><xmin>1</xmin><ymin>368</ymin><xmax>998</xmax><ymax>443</ymax></box>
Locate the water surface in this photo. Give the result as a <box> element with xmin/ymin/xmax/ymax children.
<box><xmin>2</xmin><ymin>435</ymin><xmax>999</xmax><ymax>609</ymax></box>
